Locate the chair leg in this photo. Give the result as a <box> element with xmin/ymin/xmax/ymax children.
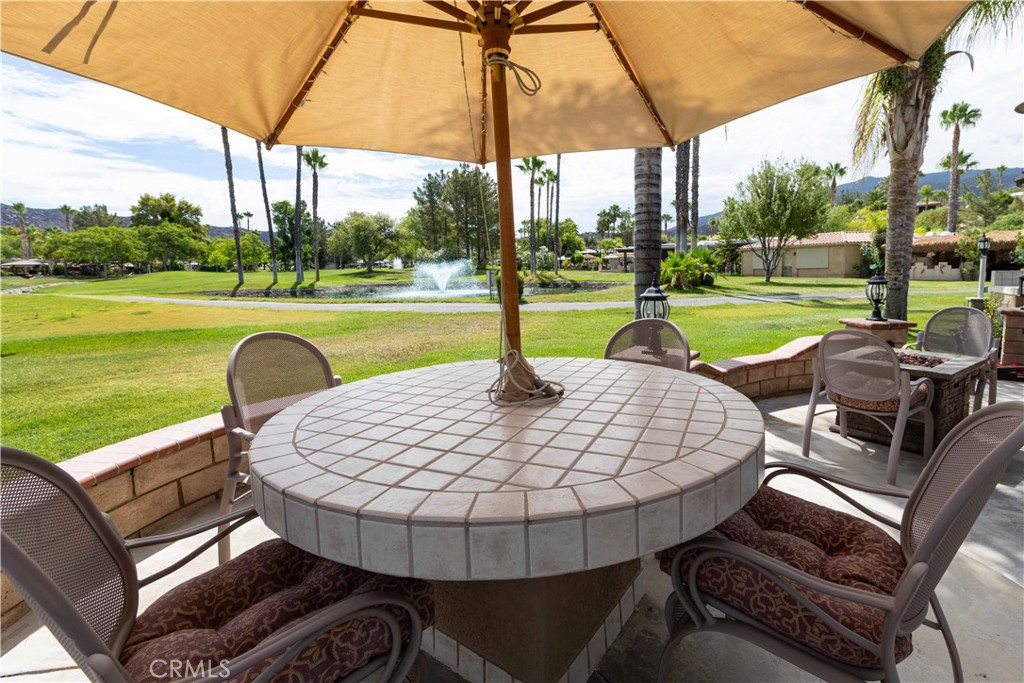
<box><xmin>657</xmin><ymin>619</ymin><xmax>696</xmax><ymax>683</ymax></box>
<box><xmin>801</xmin><ymin>368</ymin><xmax>822</xmax><ymax>458</ymax></box>
<box><xmin>921</xmin><ymin>409</ymin><xmax>935</xmax><ymax>460</ymax></box>
<box><xmin>930</xmin><ymin>595</ymin><xmax>965</xmax><ymax>683</ymax></box>
<box><xmin>838</xmin><ymin>407</ymin><xmax>848</xmax><ymax>438</ymax></box>
<box><xmin>987</xmin><ymin>368</ymin><xmax>997</xmax><ymax>407</ymax></box>
<box><xmin>886</xmin><ymin>413</ymin><xmax>909</xmax><ymax>486</ymax></box>
<box><xmin>218</xmin><ymin>476</ymin><xmax>238</xmax><ymax>565</ymax></box>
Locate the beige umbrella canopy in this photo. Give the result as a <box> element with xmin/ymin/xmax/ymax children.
<box><xmin>1</xmin><ymin>0</ymin><xmax>968</xmax><ymax>398</ymax></box>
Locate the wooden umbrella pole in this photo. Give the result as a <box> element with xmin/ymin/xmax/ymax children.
<box><xmin>490</xmin><ymin>61</ymin><xmax>522</xmax><ymax>354</ymax></box>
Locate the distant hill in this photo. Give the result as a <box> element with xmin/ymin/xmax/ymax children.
<box><xmin>0</xmin><ymin>204</ymin><xmax>71</xmax><ymax>230</ymax></box>
<box><xmin>837</xmin><ymin>167</ymin><xmax>1023</xmax><ymax>196</ymax></box>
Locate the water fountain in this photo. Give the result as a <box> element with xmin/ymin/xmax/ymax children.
<box><xmin>400</xmin><ymin>259</ymin><xmax>488</xmax><ymax>298</ymax></box>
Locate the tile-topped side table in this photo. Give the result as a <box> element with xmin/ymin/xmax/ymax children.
<box><xmin>250</xmin><ymin>357</ymin><xmax>765</xmax><ymax>683</ymax></box>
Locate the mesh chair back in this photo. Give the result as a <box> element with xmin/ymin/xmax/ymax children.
<box><xmin>227</xmin><ymin>332</ymin><xmax>338</xmax><ymax>433</ymax></box>
<box><xmin>604</xmin><ymin>319</ymin><xmax>691</xmax><ymax>372</ymax></box>
<box><xmin>819</xmin><ymin>329</ymin><xmax>901</xmax><ymax>402</ymax></box>
<box><xmin>919</xmin><ymin>306</ymin><xmax>993</xmax><ymax>357</ymax></box>
<box><xmin>897</xmin><ymin>404</ymin><xmax>1023</xmax><ymax>623</ymax></box>
<box><xmin>1</xmin><ymin>447</ymin><xmax>137</xmax><ymax>680</ymax></box>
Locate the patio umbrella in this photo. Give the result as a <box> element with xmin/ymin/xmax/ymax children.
<box><xmin>1</xmin><ymin>0</ymin><xmax>969</xmax><ymax>400</ymax></box>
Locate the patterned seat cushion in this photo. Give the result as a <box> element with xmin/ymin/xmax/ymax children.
<box><xmin>826</xmin><ymin>379</ymin><xmax>928</xmax><ymax>413</ymax></box>
<box><xmin>659</xmin><ymin>486</ymin><xmax>910</xmax><ymax>669</ymax></box>
<box><xmin>121</xmin><ymin>539</ymin><xmax>433</xmax><ymax>683</ymax></box>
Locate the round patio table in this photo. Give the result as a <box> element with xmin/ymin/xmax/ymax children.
<box><xmin>248</xmin><ymin>357</ymin><xmax>764</xmax><ymax>683</ymax></box>
<box><xmin>249</xmin><ymin>357</ymin><xmax>764</xmax><ymax>580</ymax></box>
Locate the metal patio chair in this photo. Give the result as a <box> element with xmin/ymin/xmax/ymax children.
<box><xmin>220</xmin><ymin>332</ymin><xmax>341</xmax><ymax>563</ymax></box>
<box><xmin>906</xmin><ymin>306</ymin><xmax>999</xmax><ymax>411</ymax></box>
<box><xmin>658</xmin><ymin>402</ymin><xmax>1024</xmax><ymax>683</ymax></box>
<box><xmin>0</xmin><ymin>446</ymin><xmax>432</xmax><ymax>683</ymax></box>
<box><xmin>604</xmin><ymin>319</ymin><xmax>696</xmax><ymax>373</ymax></box>
<box><xmin>804</xmin><ymin>329</ymin><xmax>934</xmax><ymax>485</ymax></box>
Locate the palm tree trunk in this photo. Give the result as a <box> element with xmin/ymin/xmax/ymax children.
<box><xmin>554</xmin><ymin>154</ymin><xmax>561</xmax><ymax>275</ymax></box>
<box><xmin>829</xmin><ymin>178</ymin><xmax>838</xmax><ymax>207</ymax></box>
<box><xmin>947</xmin><ymin>124</ymin><xmax>961</xmax><ymax>232</ymax></box>
<box><xmin>257</xmin><ymin>141</ymin><xmax>278</xmax><ymax>285</ymax></box>
<box><xmin>633</xmin><ymin>148</ymin><xmax>662</xmax><ymax>319</ymax></box>
<box><xmin>294</xmin><ymin>146</ymin><xmax>305</xmax><ymax>284</ymax></box>
<box><xmin>17</xmin><ymin>219</ymin><xmax>29</xmax><ymax>259</ymax></box>
<box><xmin>690</xmin><ymin>135</ymin><xmax>700</xmax><ymax>251</ymax></box>
<box><xmin>883</xmin><ymin>68</ymin><xmax>936</xmax><ymax>320</ymax></box>
<box><xmin>221</xmin><ymin>126</ymin><xmax>244</xmax><ymax>286</ymax></box>
<box><xmin>528</xmin><ymin>172</ymin><xmax>537</xmax><ymax>274</ymax></box>
<box><xmin>312</xmin><ymin>169</ymin><xmax>321</xmax><ymax>281</ymax></box>
<box><xmin>675</xmin><ymin>140</ymin><xmax>691</xmax><ymax>256</ymax></box>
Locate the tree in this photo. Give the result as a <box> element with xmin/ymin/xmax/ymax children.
<box><xmin>939</xmin><ymin>150</ymin><xmax>979</xmax><ymax>175</ymax></box>
<box><xmin>66</xmin><ymin>226</ymin><xmax>143</xmax><ymax>278</ymax></box>
<box><xmin>853</xmin><ymin>2</ymin><xmax>1022</xmax><ymax>320</ymax></box>
<box><xmin>302</xmin><ymin>147</ymin><xmax>328</xmax><ymax>281</ymax></box>
<box><xmin>293</xmin><ymin>146</ymin><xmax>305</xmax><ymax>283</ymax></box>
<box><xmin>58</xmin><ymin>204</ymin><xmax>75</xmax><ymax>232</ymax></box>
<box><xmin>675</xmin><ymin>139</ymin><xmax>691</xmax><ymax>254</ymax></box>
<box><xmin>964</xmin><ymin>170</ymin><xmax>1017</xmax><ymax>227</ymax></box>
<box><xmin>130</xmin><ymin>193</ymin><xmax>204</xmax><ymax>237</ymax></box>
<box><xmin>633</xmin><ymin>148</ymin><xmax>662</xmax><ymax>318</ymax></box>
<box><xmin>553</xmin><ymin>154</ymin><xmax>562</xmax><ymax>274</ymax></box>
<box><xmin>73</xmin><ymin>204</ymin><xmax>122</xmax><ymax>230</ymax></box>
<box><xmin>717</xmin><ymin>159</ymin><xmax>829</xmax><ymax>282</ymax></box>
<box><xmin>689</xmin><ymin>135</ymin><xmax>701</xmax><ymax>250</ymax></box>
<box><xmin>541</xmin><ymin>167</ymin><xmax>558</xmax><ymax>253</ymax></box>
<box><xmin>221</xmin><ymin>126</ymin><xmax>244</xmax><ymax>285</ymax></box>
<box><xmin>271</xmin><ymin>200</ymin><xmax>311</xmax><ymax>270</ymax></box>
<box><xmin>515</xmin><ymin>156</ymin><xmax>545</xmax><ymax>274</ymax></box>
<box><xmin>335</xmin><ymin>212</ymin><xmax>398</xmax><ymax>272</ymax></box>
<box><xmin>240</xmin><ymin>211</ymin><xmax>253</xmax><ymax>230</ymax></box>
<box><xmin>918</xmin><ymin>184</ymin><xmax>937</xmax><ymax>209</ymax></box>
<box><xmin>135</xmin><ymin>222</ymin><xmax>203</xmax><ymax>270</ymax></box>
<box><xmin>11</xmin><ymin>201</ymin><xmax>29</xmax><ymax>258</ymax></box>
<box><xmin>256</xmin><ymin>140</ymin><xmax>278</xmax><ymax>284</ymax></box>
<box><xmin>661</xmin><ymin>213</ymin><xmax>673</xmax><ymax>239</ymax></box>
<box><xmin>940</xmin><ymin>101</ymin><xmax>982</xmax><ymax>232</ymax></box>
<box><xmin>824</xmin><ymin>162</ymin><xmax>848</xmax><ymax>208</ymax></box>
<box><xmin>996</xmin><ymin>164</ymin><xmax>1009</xmax><ymax>189</ymax></box>
<box><xmin>205</xmin><ymin>233</ymin><xmax>267</xmax><ymax>271</ymax></box>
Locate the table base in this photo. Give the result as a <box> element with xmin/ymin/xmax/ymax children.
<box><xmin>428</xmin><ymin>560</ymin><xmax>641</xmax><ymax>683</ymax></box>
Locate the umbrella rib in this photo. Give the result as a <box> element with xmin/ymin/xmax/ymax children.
<box><xmin>351</xmin><ymin>7</ymin><xmax>473</xmax><ymax>33</ymax></box>
<box><xmin>265</xmin><ymin>1</ymin><xmax>367</xmax><ymax>148</ymax></box>
<box><xmin>588</xmin><ymin>3</ymin><xmax>674</xmax><ymax>148</ymax></box>
<box><xmin>520</xmin><ymin>1</ymin><xmax>583</xmax><ymax>26</ymax></box>
<box><xmin>517</xmin><ymin>23</ymin><xmax>599</xmax><ymax>35</ymax></box>
<box><xmin>800</xmin><ymin>1</ymin><xmax>912</xmax><ymax>64</ymax></box>
<box><xmin>424</xmin><ymin>1</ymin><xmax>474</xmax><ymax>24</ymax></box>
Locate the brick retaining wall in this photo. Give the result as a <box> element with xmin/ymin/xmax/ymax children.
<box><xmin>689</xmin><ymin>336</ymin><xmax>820</xmax><ymax>399</ymax></box>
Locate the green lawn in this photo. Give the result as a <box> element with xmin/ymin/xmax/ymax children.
<box><xmin>0</xmin><ymin>276</ymin><xmax>69</xmax><ymax>291</ymax></box>
<box><xmin>1</xmin><ymin>284</ymin><xmax>971</xmax><ymax>461</ymax></box>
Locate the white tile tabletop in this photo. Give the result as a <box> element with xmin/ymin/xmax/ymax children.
<box><xmin>250</xmin><ymin>357</ymin><xmax>764</xmax><ymax>579</ymax></box>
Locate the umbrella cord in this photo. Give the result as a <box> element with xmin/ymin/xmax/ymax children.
<box><xmin>486</xmin><ymin>55</ymin><xmax>542</xmax><ymax>97</ymax></box>
<box><xmin>489</xmin><ymin>298</ymin><xmax>565</xmax><ymax>406</ymax></box>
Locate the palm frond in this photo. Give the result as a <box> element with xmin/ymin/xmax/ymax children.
<box><xmin>852</xmin><ymin>73</ymin><xmax>887</xmax><ymax>173</ymax></box>
<box><xmin>947</xmin><ymin>0</ymin><xmax>1024</xmax><ymax>48</ymax></box>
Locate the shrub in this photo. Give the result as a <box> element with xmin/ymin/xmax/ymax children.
<box><xmin>495</xmin><ymin>270</ymin><xmax>525</xmax><ymax>301</ymax></box>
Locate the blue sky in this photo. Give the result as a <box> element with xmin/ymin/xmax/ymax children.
<box><xmin>2</xmin><ymin>34</ymin><xmax>1021</xmax><ymax>232</ymax></box>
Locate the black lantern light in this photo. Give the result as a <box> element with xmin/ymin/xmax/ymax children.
<box><xmin>866</xmin><ymin>273</ymin><xmax>888</xmax><ymax>321</ymax></box>
<box><xmin>978</xmin><ymin>233</ymin><xmax>991</xmax><ymax>256</ymax></box>
<box><xmin>639</xmin><ymin>273</ymin><xmax>670</xmax><ymax>320</ymax></box>
<box><xmin>1018</xmin><ymin>273</ymin><xmax>1023</xmax><ymax>309</ymax></box>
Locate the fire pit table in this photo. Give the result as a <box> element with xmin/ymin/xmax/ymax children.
<box><xmin>249</xmin><ymin>357</ymin><xmax>764</xmax><ymax>683</ymax></box>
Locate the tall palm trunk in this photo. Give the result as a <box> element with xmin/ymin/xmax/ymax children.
<box><xmin>294</xmin><ymin>146</ymin><xmax>304</xmax><ymax>284</ymax></box>
<box><xmin>829</xmin><ymin>178</ymin><xmax>838</xmax><ymax>207</ymax></box>
<box><xmin>17</xmin><ymin>219</ymin><xmax>29</xmax><ymax>259</ymax></box>
<box><xmin>553</xmin><ymin>154</ymin><xmax>562</xmax><ymax>275</ymax></box>
<box><xmin>947</xmin><ymin>123</ymin><xmax>962</xmax><ymax>232</ymax></box>
<box><xmin>528</xmin><ymin>171</ymin><xmax>537</xmax><ymax>274</ymax></box>
<box><xmin>257</xmin><ymin>140</ymin><xmax>278</xmax><ymax>285</ymax></box>
<box><xmin>633</xmin><ymin>148</ymin><xmax>662</xmax><ymax>319</ymax></box>
<box><xmin>311</xmin><ymin>167</ymin><xmax>321</xmax><ymax>281</ymax></box>
<box><xmin>884</xmin><ymin>69</ymin><xmax>936</xmax><ymax>321</ymax></box>
<box><xmin>689</xmin><ymin>135</ymin><xmax>700</xmax><ymax>251</ymax></box>
<box><xmin>221</xmin><ymin>126</ymin><xmax>244</xmax><ymax>285</ymax></box>
<box><xmin>675</xmin><ymin>140</ymin><xmax>691</xmax><ymax>254</ymax></box>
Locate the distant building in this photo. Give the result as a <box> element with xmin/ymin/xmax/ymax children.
<box><xmin>739</xmin><ymin>232</ymin><xmax>872</xmax><ymax>278</ymax></box>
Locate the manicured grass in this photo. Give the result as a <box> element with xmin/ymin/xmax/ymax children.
<box><xmin>0</xmin><ymin>276</ymin><xmax>69</xmax><ymax>291</ymax></box>
<box><xmin>1</xmin><ymin>288</ymin><xmax>969</xmax><ymax>461</ymax></box>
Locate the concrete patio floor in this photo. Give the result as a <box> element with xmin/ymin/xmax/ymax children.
<box><xmin>2</xmin><ymin>381</ymin><xmax>1021</xmax><ymax>682</ymax></box>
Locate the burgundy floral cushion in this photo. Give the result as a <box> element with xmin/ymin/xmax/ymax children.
<box><xmin>826</xmin><ymin>380</ymin><xmax>928</xmax><ymax>413</ymax></box>
<box><xmin>121</xmin><ymin>540</ymin><xmax>433</xmax><ymax>683</ymax></box>
<box><xmin>659</xmin><ymin>486</ymin><xmax>910</xmax><ymax>669</ymax></box>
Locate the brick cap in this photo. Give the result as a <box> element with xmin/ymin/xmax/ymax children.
<box><xmin>838</xmin><ymin>318</ymin><xmax>917</xmax><ymax>330</ymax></box>
<box><xmin>997</xmin><ymin>307</ymin><xmax>1024</xmax><ymax>317</ymax></box>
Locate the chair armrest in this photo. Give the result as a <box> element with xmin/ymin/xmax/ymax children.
<box><xmin>763</xmin><ymin>462</ymin><xmax>906</xmax><ymax>530</ymax></box>
<box><xmin>180</xmin><ymin>591</ymin><xmax>423</xmax><ymax>683</ymax></box>
<box><xmin>232</xmin><ymin>426</ymin><xmax>256</xmax><ymax>442</ymax></box>
<box><xmin>333</xmin><ymin>374</ymin><xmax>343</xmax><ymax>386</ymax></box>
<box><xmin>910</xmin><ymin>376</ymin><xmax>935</xmax><ymax>410</ymax></box>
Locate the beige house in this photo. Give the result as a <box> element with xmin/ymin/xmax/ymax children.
<box><xmin>740</xmin><ymin>232</ymin><xmax>871</xmax><ymax>278</ymax></box>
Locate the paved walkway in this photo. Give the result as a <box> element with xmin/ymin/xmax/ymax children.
<box><xmin>68</xmin><ymin>290</ymin><xmax>879</xmax><ymax>313</ymax></box>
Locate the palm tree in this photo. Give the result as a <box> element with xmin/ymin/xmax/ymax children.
<box><xmin>542</xmin><ymin>167</ymin><xmax>557</xmax><ymax>253</ymax></box>
<box><xmin>853</xmin><ymin>1</ymin><xmax>1022</xmax><ymax>320</ymax></box>
<box><xmin>689</xmin><ymin>135</ymin><xmax>700</xmax><ymax>251</ymax></box>
<box><xmin>934</xmin><ymin>188</ymin><xmax>950</xmax><ymax>205</ymax></box>
<box><xmin>553</xmin><ymin>154</ymin><xmax>562</xmax><ymax>275</ymax></box>
<box><xmin>58</xmin><ymin>204</ymin><xmax>74</xmax><ymax>232</ymax></box>
<box><xmin>240</xmin><ymin>210</ymin><xmax>253</xmax><ymax>231</ymax></box>
<box><xmin>294</xmin><ymin>146</ymin><xmax>304</xmax><ymax>284</ymax></box>
<box><xmin>534</xmin><ymin>170</ymin><xmax>548</xmax><ymax>256</ymax></box>
<box><xmin>302</xmin><ymin>148</ymin><xmax>328</xmax><ymax>281</ymax></box>
<box><xmin>674</xmin><ymin>140</ymin><xmax>691</xmax><ymax>255</ymax></box>
<box><xmin>256</xmin><ymin>140</ymin><xmax>278</xmax><ymax>285</ymax></box>
<box><xmin>11</xmin><ymin>201</ymin><xmax>29</xmax><ymax>258</ymax></box>
<box><xmin>939</xmin><ymin>150</ymin><xmax>979</xmax><ymax>175</ymax></box>
<box><xmin>515</xmin><ymin>156</ymin><xmax>545</xmax><ymax>273</ymax></box>
<box><xmin>996</xmin><ymin>164</ymin><xmax>1009</xmax><ymax>189</ymax></box>
<box><xmin>940</xmin><ymin>101</ymin><xmax>982</xmax><ymax>232</ymax></box>
<box><xmin>633</xmin><ymin>148</ymin><xmax>662</xmax><ymax>319</ymax></box>
<box><xmin>661</xmin><ymin>213</ymin><xmax>672</xmax><ymax>240</ymax></box>
<box><xmin>824</xmin><ymin>162</ymin><xmax>848</xmax><ymax>207</ymax></box>
<box><xmin>918</xmin><ymin>184</ymin><xmax>937</xmax><ymax>209</ymax></box>
<box><xmin>221</xmin><ymin>126</ymin><xmax>244</xmax><ymax>285</ymax></box>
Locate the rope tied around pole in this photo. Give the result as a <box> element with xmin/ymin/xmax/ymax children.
<box><xmin>485</xmin><ymin>52</ymin><xmax>542</xmax><ymax>97</ymax></box>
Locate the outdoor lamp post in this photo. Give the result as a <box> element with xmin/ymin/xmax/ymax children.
<box><xmin>866</xmin><ymin>273</ymin><xmax>888</xmax><ymax>321</ymax></box>
<box><xmin>639</xmin><ymin>274</ymin><xmax>670</xmax><ymax>320</ymax></box>
<box><xmin>1017</xmin><ymin>273</ymin><xmax>1024</xmax><ymax>309</ymax></box>
<box><xmin>977</xmin><ymin>233</ymin><xmax>991</xmax><ymax>299</ymax></box>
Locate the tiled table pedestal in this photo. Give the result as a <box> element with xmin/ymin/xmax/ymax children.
<box><xmin>250</xmin><ymin>358</ymin><xmax>765</xmax><ymax>683</ymax></box>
